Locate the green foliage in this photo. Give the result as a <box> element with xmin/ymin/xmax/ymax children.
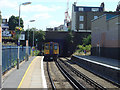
<box><xmin>77</xmin><ymin>45</ymin><xmax>85</xmax><ymax>52</ymax></box>
<box><xmin>34</xmin><ymin>50</ymin><xmax>40</xmax><ymax>56</ymax></box>
<box><xmin>68</xmin><ymin>28</ymin><xmax>72</xmax><ymax>32</ymax></box>
<box><xmin>77</xmin><ymin>44</ymin><xmax>91</xmax><ymax>53</ymax></box>
<box><xmin>8</xmin><ymin>15</ymin><xmax>24</xmax><ymax>30</ymax></box>
<box><xmin>66</xmin><ymin>31</ymin><xmax>74</xmax><ymax>44</ymax></box>
<box><xmin>82</xmin><ymin>34</ymin><xmax>91</xmax><ymax>45</ymax></box>
<box><xmin>25</xmin><ymin>28</ymin><xmax>45</xmax><ymax>47</ymax></box>
<box><xmin>14</xmin><ymin>60</ymin><xmax>17</xmax><ymax>66</ymax></box>
<box><xmin>85</xmin><ymin>45</ymin><xmax>91</xmax><ymax>52</ymax></box>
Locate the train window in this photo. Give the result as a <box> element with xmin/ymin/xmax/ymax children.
<box><xmin>45</xmin><ymin>44</ymin><xmax>49</xmax><ymax>50</ymax></box>
<box><xmin>50</xmin><ymin>44</ymin><xmax>53</xmax><ymax>50</ymax></box>
<box><xmin>54</xmin><ymin>44</ymin><xmax>58</xmax><ymax>50</ymax></box>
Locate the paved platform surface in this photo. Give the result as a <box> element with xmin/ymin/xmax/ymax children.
<box><xmin>76</xmin><ymin>55</ymin><xmax>120</xmax><ymax>68</ymax></box>
<box><xmin>2</xmin><ymin>56</ymin><xmax>47</xmax><ymax>89</ymax></box>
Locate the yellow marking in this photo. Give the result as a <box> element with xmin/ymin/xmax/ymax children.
<box><xmin>17</xmin><ymin>57</ymin><xmax>38</xmax><ymax>89</ymax></box>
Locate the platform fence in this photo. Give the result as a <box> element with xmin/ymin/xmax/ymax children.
<box><xmin>2</xmin><ymin>46</ymin><xmax>31</xmax><ymax>73</ymax></box>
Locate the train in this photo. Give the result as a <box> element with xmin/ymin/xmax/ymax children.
<box><xmin>44</xmin><ymin>42</ymin><xmax>59</xmax><ymax>60</ymax></box>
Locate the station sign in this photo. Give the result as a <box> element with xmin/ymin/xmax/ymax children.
<box><xmin>19</xmin><ymin>34</ymin><xmax>25</xmax><ymax>40</ymax></box>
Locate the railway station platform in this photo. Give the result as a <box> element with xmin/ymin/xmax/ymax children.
<box><xmin>72</xmin><ymin>55</ymin><xmax>120</xmax><ymax>86</ymax></box>
<box><xmin>75</xmin><ymin>55</ymin><xmax>120</xmax><ymax>68</ymax></box>
<box><xmin>2</xmin><ymin>56</ymin><xmax>47</xmax><ymax>89</ymax></box>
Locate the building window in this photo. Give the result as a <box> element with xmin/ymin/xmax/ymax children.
<box><xmin>79</xmin><ymin>24</ymin><xmax>84</xmax><ymax>29</ymax></box>
<box><xmin>94</xmin><ymin>16</ymin><xmax>98</xmax><ymax>19</ymax></box>
<box><xmin>79</xmin><ymin>16</ymin><xmax>84</xmax><ymax>21</ymax></box>
<box><xmin>79</xmin><ymin>8</ymin><xmax>84</xmax><ymax>11</ymax></box>
<box><xmin>92</xmin><ymin>8</ymin><xmax>99</xmax><ymax>12</ymax></box>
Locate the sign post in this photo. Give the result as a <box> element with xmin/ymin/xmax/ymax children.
<box><xmin>0</xmin><ymin>25</ymin><xmax>2</xmax><ymax>88</ymax></box>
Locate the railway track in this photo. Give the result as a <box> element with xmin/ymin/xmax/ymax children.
<box><xmin>46</xmin><ymin>60</ymin><xmax>73</xmax><ymax>89</ymax></box>
<box><xmin>47</xmin><ymin>58</ymin><xmax>113</xmax><ymax>89</ymax></box>
<box><xmin>57</xmin><ymin>58</ymin><xmax>107</xmax><ymax>90</ymax></box>
<box><xmin>65</xmin><ymin>57</ymin><xmax>120</xmax><ymax>88</ymax></box>
<box><xmin>55</xmin><ymin>59</ymin><xmax>86</xmax><ymax>89</ymax></box>
<box><xmin>47</xmin><ymin>62</ymin><xmax>56</xmax><ymax>90</ymax></box>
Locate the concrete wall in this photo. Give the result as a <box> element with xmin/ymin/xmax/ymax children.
<box><xmin>92</xmin><ymin>15</ymin><xmax>119</xmax><ymax>48</ymax></box>
<box><xmin>72</xmin><ymin>56</ymin><xmax>120</xmax><ymax>85</ymax></box>
<box><xmin>91</xmin><ymin>14</ymin><xmax>120</xmax><ymax>59</ymax></box>
<box><xmin>106</xmin><ymin>16</ymin><xmax>119</xmax><ymax>47</ymax></box>
<box><xmin>92</xmin><ymin>15</ymin><xmax>107</xmax><ymax>47</ymax></box>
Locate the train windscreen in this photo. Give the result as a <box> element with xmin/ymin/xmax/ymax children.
<box><xmin>45</xmin><ymin>44</ymin><xmax>49</xmax><ymax>50</ymax></box>
<box><xmin>54</xmin><ymin>44</ymin><xmax>58</xmax><ymax>50</ymax></box>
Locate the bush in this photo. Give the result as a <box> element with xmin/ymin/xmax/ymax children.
<box><xmin>85</xmin><ymin>45</ymin><xmax>91</xmax><ymax>52</ymax></box>
<box><xmin>82</xmin><ymin>35</ymin><xmax>91</xmax><ymax>45</ymax></box>
<box><xmin>77</xmin><ymin>44</ymin><xmax>91</xmax><ymax>52</ymax></box>
<box><xmin>77</xmin><ymin>45</ymin><xmax>85</xmax><ymax>52</ymax></box>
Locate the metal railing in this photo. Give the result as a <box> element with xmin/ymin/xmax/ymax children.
<box><xmin>2</xmin><ymin>46</ymin><xmax>31</xmax><ymax>73</ymax></box>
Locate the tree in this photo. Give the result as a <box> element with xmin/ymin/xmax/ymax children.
<box><xmin>8</xmin><ymin>15</ymin><xmax>24</xmax><ymax>30</ymax></box>
<box><xmin>25</xmin><ymin>28</ymin><xmax>45</xmax><ymax>50</ymax></box>
<box><xmin>82</xmin><ymin>34</ymin><xmax>91</xmax><ymax>45</ymax></box>
<box><xmin>66</xmin><ymin>30</ymin><xmax>74</xmax><ymax>56</ymax></box>
<box><xmin>67</xmin><ymin>31</ymin><xmax>74</xmax><ymax>44</ymax></box>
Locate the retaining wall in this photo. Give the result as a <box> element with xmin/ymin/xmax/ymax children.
<box><xmin>71</xmin><ymin>55</ymin><xmax>120</xmax><ymax>86</ymax></box>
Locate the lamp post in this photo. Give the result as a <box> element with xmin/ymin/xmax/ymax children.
<box><xmin>17</xmin><ymin>2</ymin><xmax>31</xmax><ymax>69</ymax></box>
<box><xmin>27</xmin><ymin>20</ymin><xmax>35</xmax><ymax>60</ymax></box>
<box><xmin>29</xmin><ymin>20</ymin><xmax>36</xmax><ymax>56</ymax></box>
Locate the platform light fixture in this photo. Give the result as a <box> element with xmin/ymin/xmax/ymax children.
<box><xmin>17</xmin><ymin>2</ymin><xmax>32</xmax><ymax>69</ymax></box>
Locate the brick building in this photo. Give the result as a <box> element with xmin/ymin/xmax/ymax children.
<box><xmin>71</xmin><ymin>2</ymin><xmax>105</xmax><ymax>32</ymax></box>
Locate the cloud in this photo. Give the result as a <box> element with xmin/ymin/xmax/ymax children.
<box><xmin>33</xmin><ymin>13</ymin><xmax>51</xmax><ymax>20</ymax></box>
<box><xmin>0</xmin><ymin>0</ymin><xmax>18</xmax><ymax>9</ymax></box>
<box><xmin>48</xmin><ymin>20</ymin><xmax>63</xmax><ymax>27</ymax></box>
<box><xmin>21</xmin><ymin>4</ymin><xmax>63</xmax><ymax>13</ymax></box>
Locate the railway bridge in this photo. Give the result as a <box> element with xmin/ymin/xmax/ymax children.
<box><xmin>45</xmin><ymin>31</ymin><xmax>90</xmax><ymax>56</ymax></box>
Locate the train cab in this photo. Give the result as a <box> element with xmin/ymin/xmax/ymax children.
<box><xmin>44</xmin><ymin>42</ymin><xmax>59</xmax><ymax>60</ymax></box>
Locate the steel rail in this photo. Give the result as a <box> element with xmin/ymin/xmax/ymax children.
<box><xmin>55</xmin><ymin>59</ymin><xmax>86</xmax><ymax>90</ymax></box>
<box><xmin>59</xmin><ymin>58</ymin><xmax>106</xmax><ymax>90</ymax></box>
<box><xmin>68</xmin><ymin>56</ymin><xmax>120</xmax><ymax>88</ymax></box>
<box><xmin>47</xmin><ymin>61</ymin><xmax>56</xmax><ymax>90</ymax></box>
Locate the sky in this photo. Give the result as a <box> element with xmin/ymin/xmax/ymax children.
<box><xmin>0</xmin><ymin>0</ymin><xmax>119</xmax><ymax>31</ymax></box>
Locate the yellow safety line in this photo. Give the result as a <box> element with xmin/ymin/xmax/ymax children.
<box><xmin>17</xmin><ymin>57</ymin><xmax>37</xmax><ymax>89</ymax></box>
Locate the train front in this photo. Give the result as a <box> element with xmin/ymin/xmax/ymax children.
<box><xmin>44</xmin><ymin>42</ymin><xmax>59</xmax><ymax>60</ymax></box>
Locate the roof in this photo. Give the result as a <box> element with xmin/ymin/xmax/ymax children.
<box><xmin>92</xmin><ymin>14</ymin><xmax>118</xmax><ymax>22</ymax></box>
<box><xmin>106</xmin><ymin>14</ymin><xmax>117</xmax><ymax>20</ymax></box>
<box><xmin>73</xmin><ymin>4</ymin><xmax>104</xmax><ymax>12</ymax></box>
